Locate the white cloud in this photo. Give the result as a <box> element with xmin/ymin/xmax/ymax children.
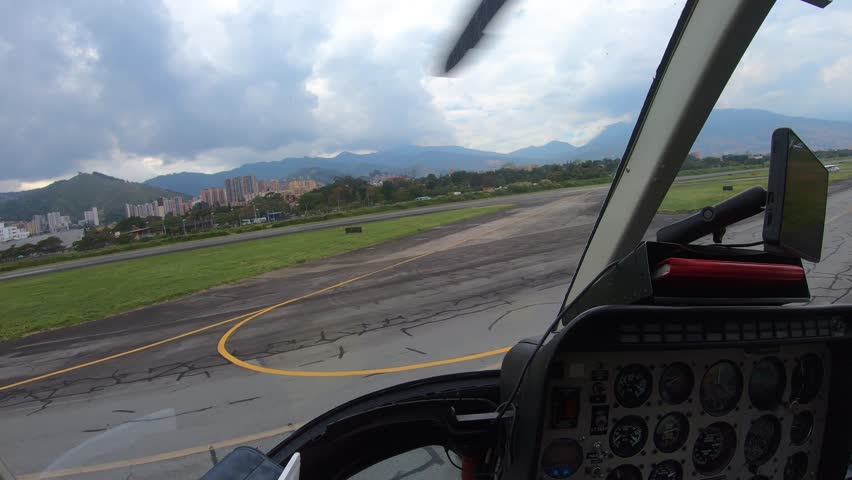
<box><xmin>1</xmin><ymin>0</ymin><xmax>850</xmax><ymax>190</ymax></box>
<box><xmin>717</xmin><ymin>1</ymin><xmax>852</xmax><ymax>120</ymax></box>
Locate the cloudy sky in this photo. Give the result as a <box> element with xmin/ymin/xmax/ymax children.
<box><xmin>0</xmin><ymin>0</ymin><xmax>849</xmax><ymax>191</ymax></box>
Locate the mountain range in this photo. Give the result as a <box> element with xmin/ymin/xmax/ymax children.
<box><xmin>145</xmin><ymin>109</ymin><xmax>852</xmax><ymax>195</ymax></box>
<box><xmin>0</xmin><ymin>173</ymin><xmax>187</xmax><ymax>223</ymax></box>
<box><xmin>1</xmin><ymin>108</ymin><xmax>850</xmax><ymax>222</ymax></box>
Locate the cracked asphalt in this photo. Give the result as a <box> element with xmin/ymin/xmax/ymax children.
<box><xmin>1</xmin><ymin>181</ymin><xmax>850</xmax><ymax>479</ymax></box>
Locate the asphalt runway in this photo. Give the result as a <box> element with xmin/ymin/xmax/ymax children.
<box><xmin>0</xmin><ymin>181</ymin><xmax>850</xmax><ymax>479</ymax></box>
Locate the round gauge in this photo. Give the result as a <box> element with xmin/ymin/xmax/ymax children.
<box><xmin>609</xmin><ymin>415</ymin><xmax>648</xmax><ymax>458</ymax></box>
<box><xmin>659</xmin><ymin>362</ymin><xmax>694</xmax><ymax>405</ymax></box>
<box><xmin>653</xmin><ymin>412</ymin><xmax>689</xmax><ymax>453</ymax></box>
<box><xmin>744</xmin><ymin>415</ymin><xmax>781</xmax><ymax>465</ymax></box>
<box><xmin>700</xmin><ymin>360</ymin><xmax>743</xmax><ymax>416</ymax></box>
<box><xmin>540</xmin><ymin>438</ymin><xmax>582</xmax><ymax>478</ymax></box>
<box><xmin>605</xmin><ymin>464</ymin><xmax>642</xmax><ymax>480</ymax></box>
<box><xmin>692</xmin><ymin>421</ymin><xmax>737</xmax><ymax>475</ymax></box>
<box><xmin>615</xmin><ymin>364</ymin><xmax>653</xmax><ymax>408</ymax></box>
<box><xmin>648</xmin><ymin>460</ymin><xmax>683</xmax><ymax>480</ymax></box>
<box><xmin>790</xmin><ymin>410</ymin><xmax>814</xmax><ymax>446</ymax></box>
<box><xmin>749</xmin><ymin>356</ymin><xmax>786</xmax><ymax>410</ymax></box>
<box><xmin>784</xmin><ymin>452</ymin><xmax>809</xmax><ymax>480</ymax></box>
<box><xmin>791</xmin><ymin>354</ymin><xmax>823</xmax><ymax>404</ymax></box>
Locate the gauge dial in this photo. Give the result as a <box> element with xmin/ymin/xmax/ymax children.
<box><xmin>744</xmin><ymin>415</ymin><xmax>781</xmax><ymax>465</ymax></box>
<box><xmin>784</xmin><ymin>452</ymin><xmax>809</xmax><ymax>480</ymax></box>
<box><xmin>648</xmin><ymin>460</ymin><xmax>683</xmax><ymax>480</ymax></box>
<box><xmin>749</xmin><ymin>356</ymin><xmax>786</xmax><ymax>410</ymax></box>
<box><xmin>791</xmin><ymin>354</ymin><xmax>823</xmax><ymax>404</ymax></box>
<box><xmin>615</xmin><ymin>364</ymin><xmax>653</xmax><ymax>408</ymax></box>
<box><xmin>692</xmin><ymin>422</ymin><xmax>737</xmax><ymax>475</ymax></box>
<box><xmin>606</xmin><ymin>464</ymin><xmax>642</xmax><ymax>480</ymax></box>
<box><xmin>700</xmin><ymin>361</ymin><xmax>743</xmax><ymax>416</ymax></box>
<box><xmin>659</xmin><ymin>362</ymin><xmax>694</xmax><ymax>405</ymax></box>
<box><xmin>540</xmin><ymin>438</ymin><xmax>583</xmax><ymax>478</ymax></box>
<box><xmin>609</xmin><ymin>415</ymin><xmax>648</xmax><ymax>458</ymax></box>
<box><xmin>790</xmin><ymin>410</ymin><xmax>814</xmax><ymax>446</ymax></box>
<box><xmin>653</xmin><ymin>412</ymin><xmax>689</xmax><ymax>453</ymax></box>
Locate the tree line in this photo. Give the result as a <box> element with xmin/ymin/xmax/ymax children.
<box><xmin>0</xmin><ymin>236</ymin><xmax>64</xmax><ymax>262</ymax></box>
<box><xmin>5</xmin><ymin>148</ymin><xmax>845</xmax><ymax>258</ymax></box>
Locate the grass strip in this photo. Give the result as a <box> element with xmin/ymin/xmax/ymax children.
<box><xmin>0</xmin><ymin>205</ymin><xmax>510</xmax><ymax>340</ymax></box>
<box><xmin>660</xmin><ymin>171</ymin><xmax>851</xmax><ymax>212</ymax></box>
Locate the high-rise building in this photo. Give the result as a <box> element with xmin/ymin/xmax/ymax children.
<box><xmin>224</xmin><ymin>175</ymin><xmax>258</xmax><ymax>205</ymax></box>
<box><xmin>83</xmin><ymin>207</ymin><xmax>99</xmax><ymax>226</ymax></box>
<box><xmin>201</xmin><ymin>187</ymin><xmax>228</xmax><ymax>206</ymax></box>
<box><xmin>156</xmin><ymin>197</ymin><xmax>186</xmax><ymax>216</ymax></box>
<box><xmin>125</xmin><ymin>201</ymin><xmax>166</xmax><ymax>218</ymax></box>
<box><xmin>285</xmin><ymin>179</ymin><xmax>319</xmax><ymax>197</ymax></box>
<box><xmin>268</xmin><ymin>180</ymin><xmax>281</xmax><ymax>192</ymax></box>
<box><xmin>0</xmin><ymin>222</ymin><xmax>30</xmax><ymax>242</ymax></box>
<box><xmin>29</xmin><ymin>214</ymin><xmax>45</xmax><ymax>234</ymax></box>
<box><xmin>46</xmin><ymin>211</ymin><xmax>65</xmax><ymax>232</ymax></box>
<box><xmin>172</xmin><ymin>196</ymin><xmax>186</xmax><ymax>215</ymax></box>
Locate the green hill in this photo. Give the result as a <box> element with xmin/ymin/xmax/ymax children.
<box><xmin>0</xmin><ymin>172</ymin><xmax>189</xmax><ymax>223</ymax></box>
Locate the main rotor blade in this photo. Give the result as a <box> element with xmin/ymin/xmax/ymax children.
<box><xmin>442</xmin><ymin>0</ymin><xmax>509</xmax><ymax>74</ymax></box>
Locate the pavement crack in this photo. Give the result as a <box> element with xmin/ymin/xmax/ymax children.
<box><xmin>298</xmin><ymin>359</ymin><xmax>324</xmax><ymax>368</ymax></box>
<box><xmin>400</xmin><ymin>301</ymin><xmax>511</xmax><ymax>336</ymax></box>
<box><xmin>228</xmin><ymin>396</ymin><xmax>261</xmax><ymax>405</ymax></box>
<box><xmin>124</xmin><ymin>406</ymin><xmax>213</xmax><ymax>423</ymax></box>
<box><xmin>405</xmin><ymin>347</ymin><xmax>428</xmax><ymax>355</ymax></box>
<box><xmin>488</xmin><ymin>302</ymin><xmax>560</xmax><ymax>331</ymax></box>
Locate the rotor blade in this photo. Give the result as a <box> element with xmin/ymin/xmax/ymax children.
<box><xmin>442</xmin><ymin>0</ymin><xmax>509</xmax><ymax>74</ymax></box>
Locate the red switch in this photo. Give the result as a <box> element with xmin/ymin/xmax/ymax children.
<box><xmin>552</xmin><ymin>387</ymin><xmax>580</xmax><ymax>428</ymax></box>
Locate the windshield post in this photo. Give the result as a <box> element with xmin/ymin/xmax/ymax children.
<box><xmin>564</xmin><ymin>0</ymin><xmax>776</xmax><ymax>309</ymax></box>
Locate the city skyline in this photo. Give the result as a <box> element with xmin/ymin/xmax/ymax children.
<box><xmin>128</xmin><ymin>176</ymin><xmax>320</xmax><ymax>218</ymax></box>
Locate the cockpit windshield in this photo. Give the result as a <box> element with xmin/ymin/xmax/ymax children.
<box><xmin>0</xmin><ymin>1</ymin><xmax>849</xmax><ymax>479</ymax></box>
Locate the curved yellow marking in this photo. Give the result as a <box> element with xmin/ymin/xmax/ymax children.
<box><xmin>216</xmin><ymin>201</ymin><xmax>564</xmax><ymax>377</ymax></box>
<box><xmin>220</xmin><ymin>343</ymin><xmax>512</xmax><ymax>377</ymax></box>
<box><xmin>1</xmin><ymin>199</ymin><xmax>567</xmax><ymax>390</ymax></box>
<box><xmin>215</xmin><ymin>248</ymin><xmax>511</xmax><ymax>376</ymax></box>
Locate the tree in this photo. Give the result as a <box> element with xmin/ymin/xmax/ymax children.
<box><xmin>113</xmin><ymin>216</ymin><xmax>146</xmax><ymax>232</ymax></box>
<box><xmin>188</xmin><ymin>202</ymin><xmax>212</xmax><ymax>221</ymax></box>
<box><xmin>392</xmin><ymin>187</ymin><xmax>411</xmax><ymax>202</ymax></box>
<box><xmin>73</xmin><ymin>228</ymin><xmax>116</xmax><ymax>251</ymax></box>
<box><xmin>163</xmin><ymin>214</ymin><xmax>182</xmax><ymax>234</ymax></box>
<box><xmin>36</xmin><ymin>236</ymin><xmax>64</xmax><ymax>253</ymax></box>
<box><xmin>425</xmin><ymin>174</ymin><xmax>438</xmax><ymax>190</ymax></box>
<box><xmin>298</xmin><ymin>191</ymin><xmax>326</xmax><ymax>211</ymax></box>
<box><xmin>380</xmin><ymin>181</ymin><xmax>394</xmax><ymax>201</ymax></box>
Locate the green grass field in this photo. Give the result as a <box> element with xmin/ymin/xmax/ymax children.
<box><xmin>0</xmin><ymin>205</ymin><xmax>510</xmax><ymax>340</ymax></box>
<box><xmin>660</xmin><ymin>169</ymin><xmax>851</xmax><ymax>212</ymax></box>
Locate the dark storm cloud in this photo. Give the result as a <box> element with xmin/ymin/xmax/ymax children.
<box><xmin>0</xmin><ymin>2</ymin><xmax>350</xmax><ymax>182</ymax></box>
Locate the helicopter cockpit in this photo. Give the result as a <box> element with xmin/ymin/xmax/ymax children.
<box><xmin>201</xmin><ymin>1</ymin><xmax>852</xmax><ymax>479</ymax></box>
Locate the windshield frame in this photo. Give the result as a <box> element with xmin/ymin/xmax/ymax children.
<box><xmin>564</xmin><ymin>0</ymin><xmax>786</xmax><ymax>309</ymax></box>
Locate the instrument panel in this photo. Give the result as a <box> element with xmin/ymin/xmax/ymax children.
<box><xmin>538</xmin><ymin>344</ymin><xmax>829</xmax><ymax>479</ymax></box>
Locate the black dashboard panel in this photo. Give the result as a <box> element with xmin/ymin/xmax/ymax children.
<box><xmin>538</xmin><ymin>344</ymin><xmax>830</xmax><ymax>479</ymax></box>
<box><xmin>496</xmin><ymin>304</ymin><xmax>852</xmax><ymax>480</ymax></box>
